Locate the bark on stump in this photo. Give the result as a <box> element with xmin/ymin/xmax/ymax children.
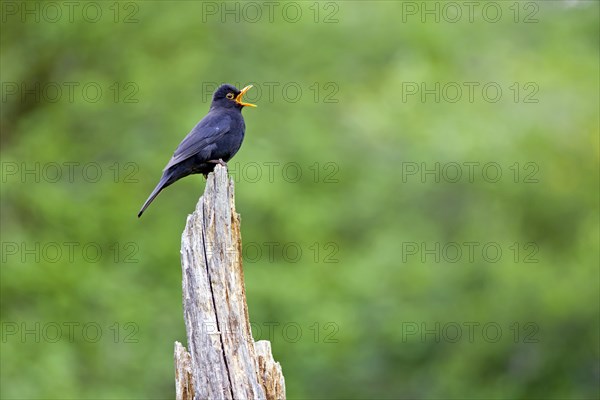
<box><xmin>174</xmin><ymin>165</ymin><xmax>285</xmax><ymax>400</ymax></box>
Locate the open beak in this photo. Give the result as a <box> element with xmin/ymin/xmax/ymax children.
<box><xmin>235</xmin><ymin>85</ymin><xmax>257</xmax><ymax>107</ymax></box>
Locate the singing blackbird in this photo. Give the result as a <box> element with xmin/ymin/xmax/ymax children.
<box><xmin>137</xmin><ymin>84</ymin><xmax>256</xmax><ymax>217</ymax></box>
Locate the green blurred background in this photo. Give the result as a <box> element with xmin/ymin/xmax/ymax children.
<box><xmin>1</xmin><ymin>1</ymin><xmax>598</xmax><ymax>399</ymax></box>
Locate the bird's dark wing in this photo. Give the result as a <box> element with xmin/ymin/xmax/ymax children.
<box><xmin>163</xmin><ymin>113</ymin><xmax>231</xmax><ymax>171</ymax></box>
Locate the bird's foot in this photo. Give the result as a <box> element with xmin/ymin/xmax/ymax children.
<box><xmin>208</xmin><ymin>159</ymin><xmax>228</xmax><ymax>167</ymax></box>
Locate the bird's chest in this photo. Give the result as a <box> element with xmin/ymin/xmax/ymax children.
<box><xmin>214</xmin><ymin>121</ymin><xmax>245</xmax><ymax>160</ymax></box>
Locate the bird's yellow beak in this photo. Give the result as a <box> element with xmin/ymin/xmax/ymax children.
<box><xmin>235</xmin><ymin>85</ymin><xmax>257</xmax><ymax>108</ymax></box>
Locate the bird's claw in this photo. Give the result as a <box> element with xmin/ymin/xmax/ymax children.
<box><xmin>208</xmin><ymin>159</ymin><xmax>228</xmax><ymax>167</ymax></box>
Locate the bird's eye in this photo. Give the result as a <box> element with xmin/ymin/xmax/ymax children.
<box><xmin>226</xmin><ymin>93</ymin><xmax>234</xmax><ymax>99</ymax></box>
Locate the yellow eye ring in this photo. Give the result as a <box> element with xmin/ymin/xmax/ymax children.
<box><xmin>226</xmin><ymin>93</ymin><xmax>234</xmax><ymax>99</ymax></box>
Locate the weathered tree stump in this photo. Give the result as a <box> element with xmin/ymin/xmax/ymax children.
<box><xmin>174</xmin><ymin>165</ymin><xmax>285</xmax><ymax>400</ymax></box>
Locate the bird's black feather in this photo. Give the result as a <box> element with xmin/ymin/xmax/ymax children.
<box><xmin>163</xmin><ymin>113</ymin><xmax>232</xmax><ymax>171</ymax></box>
<box><xmin>138</xmin><ymin>84</ymin><xmax>252</xmax><ymax>217</ymax></box>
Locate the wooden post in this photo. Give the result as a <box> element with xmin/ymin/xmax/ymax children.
<box><xmin>174</xmin><ymin>165</ymin><xmax>285</xmax><ymax>400</ymax></box>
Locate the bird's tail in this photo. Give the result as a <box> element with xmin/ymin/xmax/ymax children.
<box><xmin>137</xmin><ymin>172</ymin><xmax>175</xmax><ymax>218</ymax></box>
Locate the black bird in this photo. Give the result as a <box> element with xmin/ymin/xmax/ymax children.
<box><xmin>138</xmin><ymin>84</ymin><xmax>256</xmax><ymax>217</ymax></box>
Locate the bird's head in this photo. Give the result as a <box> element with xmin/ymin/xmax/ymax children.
<box><xmin>211</xmin><ymin>84</ymin><xmax>257</xmax><ymax>110</ymax></box>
